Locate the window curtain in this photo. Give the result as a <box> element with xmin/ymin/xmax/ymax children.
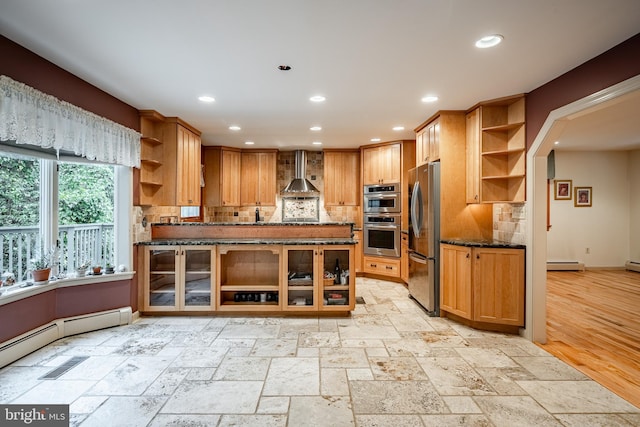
<box><xmin>0</xmin><ymin>75</ymin><xmax>140</xmax><ymax>167</ymax></box>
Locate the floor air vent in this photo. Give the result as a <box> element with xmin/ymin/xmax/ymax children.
<box><xmin>39</xmin><ymin>356</ymin><xmax>89</xmax><ymax>380</ymax></box>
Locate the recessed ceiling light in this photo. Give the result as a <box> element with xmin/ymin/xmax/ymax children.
<box><xmin>421</xmin><ymin>95</ymin><xmax>438</xmax><ymax>103</ymax></box>
<box><xmin>392</xmin><ymin>126</ymin><xmax>405</xmax><ymax>131</ymax></box>
<box><xmin>244</xmin><ymin>141</ymin><xmax>254</xmax><ymax>145</ymax></box>
<box><xmin>475</xmin><ymin>34</ymin><xmax>503</xmax><ymax>48</ymax></box>
<box><xmin>310</xmin><ymin>126</ymin><xmax>322</xmax><ymax>131</ymax></box>
<box><xmin>310</xmin><ymin>95</ymin><xmax>326</xmax><ymax>103</ymax></box>
<box><xmin>554</xmin><ymin>141</ymin><xmax>560</xmax><ymax>145</ymax></box>
<box><xmin>229</xmin><ymin>125</ymin><xmax>241</xmax><ymax>131</ymax></box>
<box><xmin>198</xmin><ymin>95</ymin><xmax>215</xmax><ymax>103</ymax></box>
<box><xmin>370</xmin><ymin>138</ymin><xmax>381</xmax><ymax>142</ymax></box>
<box><xmin>312</xmin><ymin>141</ymin><xmax>322</xmax><ymax>145</ymax></box>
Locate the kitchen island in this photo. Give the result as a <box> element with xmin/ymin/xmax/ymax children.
<box><xmin>138</xmin><ymin>222</ymin><xmax>356</xmax><ymax>315</ymax></box>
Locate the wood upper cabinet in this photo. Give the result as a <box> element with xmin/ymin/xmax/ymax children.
<box><xmin>362</xmin><ymin>143</ymin><xmax>401</xmax><ymax>185</ymax></box>
<box><xmin>203</xmin><ymin>146</ymin><xmax>241</xmax><ymax>207</ymax></box>
<box><xmin>415</xmin><ymin>118</ymin><xmax>440</xmax><ymax>166</ymax></box>
<box><xmin>467</xmin><ymin>94</ymin><xmax>526</xmax><ymax>203</ymax></box>
<box><xmin>324</xmin><ymin>150</ymin><xmax>360</xmax><ymax>206</ymax></box>
<box><xmin>176</xmin><ymin>125</ymin><xmax>202</xmax><ymax>206</ymax></box>
<box><xmin>440</xmin><ymin>243</ymin><xmax>525</xmax><ymax>327</ymax></box>
<box><xmin>241</xmin><ymin>150</ymin><xmax>277</xmax><ymax>206</ymax></box>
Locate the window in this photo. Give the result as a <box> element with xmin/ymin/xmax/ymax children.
<box><xmin>0</xmin><ymin>148</ymin><xmax>129</xmax><ymax>281</ymax></box>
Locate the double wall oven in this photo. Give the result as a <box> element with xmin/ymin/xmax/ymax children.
<box><xmin>363</xmin><ymin>183</ymin><xmax>401</xmax><ymax>258</ymax></box>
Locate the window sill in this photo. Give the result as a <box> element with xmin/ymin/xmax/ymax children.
<box><xmin>0</xmin><ymin>271</ymin><xmax>135</xmax><ymax>306</ymax></box>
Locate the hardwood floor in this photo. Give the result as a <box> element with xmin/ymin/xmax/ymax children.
<box><xmin>541</xmin><ymin>270</ymin><xmax>640</xmax><ymax>408</ymax></box>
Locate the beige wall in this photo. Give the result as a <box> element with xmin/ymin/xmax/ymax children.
<box><xmin>629</xmin><ymin>150</ymin><xmax>640</xmax><ymax>262</ymax></box>
<box><xmin>547</xmin><ymin>150</ymin><xmax>633</xmax><ymax>267</ymax></box>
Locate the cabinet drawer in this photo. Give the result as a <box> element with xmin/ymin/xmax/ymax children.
<box><xmin>363</xmin><ymin>256</ymin><xmax>400</xmax><ymax>277</ymax></box>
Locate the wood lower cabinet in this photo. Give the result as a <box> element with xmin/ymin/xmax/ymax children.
<box><xmin>284</xmin><ymin>245</ymin><xmax>355</xmax><ymax>312</ymax></box>
<box><xmin>472</xmin><ymin>247</ymin><xmax>525</xmax><ymax>326</ymax></box>
<box><xmin>240</xmin><ymin>150</ymin><xmax>277</xmax><ymax>206</ymax></box>
<box><xmin>141</xmin><ymin>245</ymin><xmax>215</xmax><ymax>312</ymax></box>
<box><xmin>363</xmin><ymin>255</ymin><xmax>400</xmax><ymax>278</ymax></box>
<box><xmin>323</xmin><ymin>150</ymin><xmax>360</xmax><ymax>206</ymax></box>
<box><xmin>217</xmin><ymin>245</ymin><xmax>282</xmax><ymax>312</ymax></box>
<box><xmin>440</xmin><ymin>243</ymin><xmax>524</xmax><ymax>327</ymax></box>
<box><xmin>440</xmin><ymin>244</ymin><xmax>472</xmax><ymax>319</ymax></box>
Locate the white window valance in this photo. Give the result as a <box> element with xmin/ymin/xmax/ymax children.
<box><xmin>0</xmin><ymin>75</ymin><xmax>140</xmax><ymax>167</ymax></box>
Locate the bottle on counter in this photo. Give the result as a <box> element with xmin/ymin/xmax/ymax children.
<box><xmin>334</xmin><ymin>258</ymin><xmax>341</xmax><ymax>284</ymax></box>
<box><xmin>255</xmin><ymin>207</ymin><xmax>260</xmax><ymax>222</ymax></box>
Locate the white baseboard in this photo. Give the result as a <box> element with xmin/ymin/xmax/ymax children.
<box><xmin>625</xmin><ymin>261</ymin><xmax>640</xmax><ymax>273</ymax></box>
<box><xmin>0</xmin><ymin>307</ymin><xmax>132</xmax><ymax>368</ymax></box>
<box><xmin>546</xmin><ymin>261</ymin><xmax>585</xmax><ymax>271</ymax></box>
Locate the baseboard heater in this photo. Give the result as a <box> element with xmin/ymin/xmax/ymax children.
<box><xmin>625</xmin><ymin>261</ymin><xmax>640</xmax><ymax>273</ymax></box>
<box><xmin>0</xmin><ymin>307</ymin><xmax>132</xmax><ymax>369</ymax></box>
<box><xmin>547</xmin><ymin>261</ymin><xmax>585</xmax><ymax>271</ymax></box>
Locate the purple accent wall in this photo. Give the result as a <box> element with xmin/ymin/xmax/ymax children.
<box><xmin>526</xmin><ymin>33</ymin><xmax>640</xmax><ymax>149</ymax></box>
<box><xmin>0</xmin><ymin>35</ymin><xmax>139</xmax><ymax>131</ymax></box>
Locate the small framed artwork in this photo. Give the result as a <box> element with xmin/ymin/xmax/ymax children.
<box><xmin>554</xmin><ymin>179</ymin><xmax>572</xmax><ymax>200</ymax></box>
<box><xmin>574</xmin><ymin>187</ymin><xmax>592</xmax><ymax>207</ymax></box>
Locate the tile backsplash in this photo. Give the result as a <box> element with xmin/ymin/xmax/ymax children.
<box><xmin>493</xmin><ymin>203</ymin><xmax>526</xmax><ymax>245</ymax></box>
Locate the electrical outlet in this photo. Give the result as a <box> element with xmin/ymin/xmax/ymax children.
<box><xmin>585</xmin><ymin>247</ymin><xmax>590</xmax><ymax>254</ymax></box>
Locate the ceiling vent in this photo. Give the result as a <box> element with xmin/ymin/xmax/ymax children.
<box><xmin>282</xmin><ymin>150</ymin><xmax>319</xmax><ymax>193</ymax></box>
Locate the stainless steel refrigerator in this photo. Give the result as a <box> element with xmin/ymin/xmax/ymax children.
<box><xmin>408</xmin><ymin>161</ymin><xmax>440</xmax><ymax>315</ymax></box>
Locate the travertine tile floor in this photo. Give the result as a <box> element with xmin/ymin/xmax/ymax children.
<box><xmin>1</xmin><ymin>277</ymin><xmax>639</xmax><ymax>426</ymax></box>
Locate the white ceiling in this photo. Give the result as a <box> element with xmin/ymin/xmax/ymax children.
<box><xmin>1</xmin><ymin>0</ymin><xmax>640</xmax><ymax>151</ymax></box>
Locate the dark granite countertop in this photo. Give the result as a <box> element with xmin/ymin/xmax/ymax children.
<box><xmin>440</xmin><ymin>238</ymin><xmax>526</xmax><ymax>249</ymax></box>
<box><xmin>137</xmin><ymin>238</ymin><xmax>356</xmax><ymax>246</ymax></box>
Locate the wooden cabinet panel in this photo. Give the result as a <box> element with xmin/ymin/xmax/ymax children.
<box><xmin>415</xmin><ymin>119</ymin><xmax>440</xmax><ymax>166</ymax></box>
<box><xmin>324</xmin><ymin>150</ymin><xmax>360</xmax><ymax>206</ymax></box>
<box><xmin>353</xmin><ymin>230</ymin><xmax>363</xmax><ymax>274</ymax></box>
<box><xmin>363</xmin><ymin>255</ymin><xmax>400</xmax><ymax>278</ymax></box>
<box><xmin>401</xmin><ymin>232</ymin><xmax>409</xmax><ymax>283</ymax></box>
<box><xmin>203</xmin><ymin>147</ymin><xmax>241</xmax><ymax>207</ymax></box>
<box><xmin>362</xmin><ymin>143</ymin><xmax>401</xmax><ymax>185</ymax></box>
<box><xmin>241</xmin><ymin>151</ymin><xmax>277</xmax><ymax>206</ymax></box>
<box><xmin>473</xmin><ymin>247</ymin><xmax>525</xmax><ymax>326</ymax></box>
<box><xmin>440</xmin><ymin>244</ymin><xmax>472</xmax><ymax>319</ymax></box>
<box><xmin>176</xmin><ymin>125</ymin><xmax>201</xmax><ymax>206</ymax></box>
<box><xmin>466</xmin><ymin>108</ymin><xmax>480</xmax><ymax>204</ymax></box>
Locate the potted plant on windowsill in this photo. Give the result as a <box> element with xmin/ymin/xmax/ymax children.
<box><xmin>76</xmin><ymin>260</ymin><xmax>91</xmax><ymax>277</ymax></box>
<box><xmin>30</xmin><ymin>247</ymin><xmax>54</xmax><ymax>283</ymax></box>
<box><xmin>105</xmin><ymin>263</ymin><xmax>115</xmax><ymax>274</ymax></box>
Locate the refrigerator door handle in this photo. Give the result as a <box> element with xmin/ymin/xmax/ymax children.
<box><xmin>410</xmin><ymin>181</ymin><xmax>422</xmax><ymax>237</ymax></box>
<box><xmin>409</xmin><ymin>252</ymin><xmax>428</xmax><ymax>264</ymax></box>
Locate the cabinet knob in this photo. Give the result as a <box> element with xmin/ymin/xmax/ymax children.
<box><xmin>466</xmin><ymin>253</ymin><xmax>470</xmax><ymax>258</ymax></box>
<box><xmin>476</xmin><ymin>254</ymin><xmax>480</xmax><ymax>259</ymax></box>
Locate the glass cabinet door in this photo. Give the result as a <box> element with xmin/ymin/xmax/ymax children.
<box><xmin>284</xmin><ymin>247</ymin><xmax>317</xmax><ymax>310</ymax></box>
<box><xmin>183</xmin><ymin>247</ymin><xmax>213</xmax><ymax>309</ymax></box>
<box><xmin>321</xmin><ymin>247</ymin><xmax>353</xmax><ymax>310</ymax></box>
<box><xmin>148</xmin><ymin>247</ymin><xmax>178</xmax><ymax>309</ymax></box>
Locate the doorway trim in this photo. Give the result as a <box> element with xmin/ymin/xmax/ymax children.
<box><xmin>525</xmin><ymin>73</ymin><xmax>640</xmax><ymax>343</ymax></box>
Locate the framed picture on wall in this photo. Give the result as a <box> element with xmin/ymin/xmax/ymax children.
<box><xmin>554</xmin><ymin>179</ymin><xmax>572</xmax><ymax>200</ymax></box>
<box><xmin>574</xmin><ymin>187</ymin><xmax>592</xmax><ymax>207</ymax></box>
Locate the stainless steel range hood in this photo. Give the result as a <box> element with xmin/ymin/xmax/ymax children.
<box><xmin>282</xmin><ymin>150</ymin><xmax>319</xmax><ymax>193</ymax></box>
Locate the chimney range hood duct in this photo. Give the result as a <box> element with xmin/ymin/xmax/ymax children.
<box><xmin>282</xmin><ymin>150</ymin><xmax>319</xmax><ymax>193</ymax></box>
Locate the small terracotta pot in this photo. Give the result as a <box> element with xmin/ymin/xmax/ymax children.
<box><xmin>32</xmin><ymin>268</ymin><xmax>51</xmax><ymax>282</ymax></box>
<box><xmin>93</xmin><ymin>266</ymin><xmax>102</xmax><ymax>275</ymax></box>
